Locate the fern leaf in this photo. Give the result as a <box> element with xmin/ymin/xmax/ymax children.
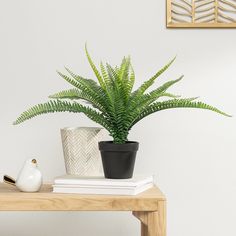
<box><xmin>13</xmin><ymin>100</ymin><xmax>112</xmax><ymax>131</ymax></box>
<box><xmin>85</xmin><ymin>45</ymin><xmax>105</xmax><ymax>89</ymax></box>
<box><xmin>149</xmin><ymin>75</ymin><xmax>183</xmax><ymax>97</ymax></box>
<box><xmin>132</xmin><ymin>56</ymin><xmax>176</xmax><ymax>97</ymax></box>
<box><xmin>48</xmin><ymin>89</ymin><xmax>108</xmax><ymax>113</ymax></box>
<box><xmin>119</xmin><ymin>57</ymin><xmax>132</xmax><ymax>102</ymax></box>
<box><xmin>63</xmin><ymin>65</ymin><xmax>122</xmax><ymax>138</ymax></box>
<box><xmin>158</xmin><ymin>93</ymin><xmax>181</xmax><ymax>99</ymax></box>
<box><xmin>127</xmin><ymin>65</ymin><xmax>135</xmax><ymax>96</ymax></box>
<box><xmin>119</xmin><ymin>56</ymin><xmax>130</xmax><ymax>82</ymax></box>
<box><xmin>57</xmin><ymin>71</ymin><xmax>81</xmax><ymax>89</ymax></box>
<box><xmin>149</xmin><ymin>56</ymin><xmax>176</xmax><ymax>83</ymax></box>
<box><xmin>64</xmin><ymin>67</ymin><xmax>101</xmax><ymax>94</ymax></box>
<box><xmin>100</xmin><ymin>62</ymin><xmax>111</xmax><ymax>89</ymax></box>
<box><xmin>61</xmin><ymin>68</ymin><xmax>113</xmax><ymax>115</ymax></box>
<box><xmin>49</xmin><ymin>89</ymin><xmax>81</xmax><ymax>100</ymax></box>
<box><xmin>130</xmin><ymin>98</ymin><xmax>231</xmax><ymax>129</ymax></box>
<box><xmin>128</xmin><ymin>75</ymin><xmax>183</xmax><ymax>116</ymax></box>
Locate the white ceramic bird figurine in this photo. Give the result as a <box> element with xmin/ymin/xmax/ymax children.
<box><xmin>3</xmin><ymin>158</ymin><xmax>43</xmax><ymax>192</ymax></box>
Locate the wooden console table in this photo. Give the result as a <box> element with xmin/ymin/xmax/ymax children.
<box><xmin>0</xmin><ymin>183</ymin><xmax>166</xmax><ymax>236</ymax></box>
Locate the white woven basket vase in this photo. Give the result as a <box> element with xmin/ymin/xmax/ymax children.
<box><xmin>61</xmin><ymin>127</ymin><xmax>107</xmax><ymax>176</ymax></box>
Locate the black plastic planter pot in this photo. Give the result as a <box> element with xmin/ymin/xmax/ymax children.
<box><xmin>98</xmin><ymin>141</ymin><xmax>139</xmax><ymax>179</ymax></box>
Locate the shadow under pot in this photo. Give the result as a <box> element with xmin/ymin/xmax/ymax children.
<box><xmin>98</xmin><ymin>141</ymin><xmax>139</xmax><ymax>179</ymax></box>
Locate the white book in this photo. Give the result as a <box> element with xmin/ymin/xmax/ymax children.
<box><xmin>53</xmin><ymin>182</ymin><xmax>153</xmax><ymax>195</ymax></box>
<box><xmin>53</xmin><ymin>184</ymin><xmax>147</xmax><ymax>189</ymax></box>
<box><xmin>54</xmin><ymin>175</ymin><xmax>153</xmax><ymax>188</ymax></box>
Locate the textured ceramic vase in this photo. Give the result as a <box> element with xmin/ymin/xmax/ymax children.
<box><xmin>61</xmin><ymin>127</ymin><xmax>107</xmax><ymax>176</ymax></box>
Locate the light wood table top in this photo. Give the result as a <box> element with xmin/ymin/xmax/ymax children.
<box><xmin>0</xmin><ymin>183</ymin><xmax>166</xmax><ymax>235</ymax></box>
<box><xmin>0</xmin><ymin>183</ymin><xmax>165</xmax><ymax>211</ymax></box>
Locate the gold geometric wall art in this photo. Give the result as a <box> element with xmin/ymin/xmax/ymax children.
<box><xmin>167</xmin><ymin>0</ymin><xmax>236</xmax><ymax>28</ymax></box>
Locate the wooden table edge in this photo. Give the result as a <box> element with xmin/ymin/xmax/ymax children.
<box><xmin>0</xmin><ymin>183</ymin><xmax>165</xmax><ymax>211</ymax></box>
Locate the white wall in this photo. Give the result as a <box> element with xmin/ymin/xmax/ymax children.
<box><xmin>0</xmin><ymin>0</ymin><xmax>235</xmax><ymax>235</ymax></box>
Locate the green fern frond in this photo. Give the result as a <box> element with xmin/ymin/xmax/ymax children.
<box><xmin>64</xmin><ymin>64</ymin><xmax>120</xmax><ymax>136</ymax></box>
<box><xmin>127</xmin><ymin>75</ymin><xmax>184</xmax><ymax>115</ymax></box>
<box><xmin>130</xmin><ymin>98</ymin><xmax>231</xmax><ymax>129</ymax></box>
<box><xmin>132</xmin><ymin>56</ymin><xmax>176</xmax><ymax>98</ymax></box>
<box><xmin>149</xmin><ymin>75</ymin><xmax>183</xmax><ymax>97</ymax></box>
<box><xmin>60</xmin><ymin>68</ymin><xmax>113</xmax><ymax>115</ymax></box>
<box><xmin>158</xmin><ymin>93</ymin><xmax>181</xmax><ymax>99</ymax></box>
<box><xmin>127</xmin><ymin>65</ymin><xmax>135</xmax><ymax>96</ymax></box>
<box><xmin>138</xmin><ymin>76</ymin><xmax>184</xmax><ymax>107</ymax></box>
<box><xmin>57</xmin><ymin>71</ymin><xmax>81</xmax><ymax>89</ymax></box>
<box><xmin>49</xmin><ymin>89</ymin><xmax>81</xmax><ymax>100</ymax></box>
<box><xmin>100</xmin><ymin>62</ymin><xmax>111</xmax><ymax>89</ymax></box>
<box><xmin>119</xmin><ymin>56</ymin><xmax>130</xmax><ymax>82</ymax></box>
<box><xmin>147</xmin><ymin>56</ymin><xmax>176</xmax><ymax>84</ymax></box>
<box><xmin>13</xmin><ymin>100</ymin><xmax>112</xmax><ymax>131</ymax></box>
<box><xmin>49</xmin><ymin>89</ymin><xmax>108</xmax><ymax>113</ymax></box>
<box><xmin>85</xmin><ymin>45</ymin><xmax>105</xmax><ymax>89</ymax></box>
<box><xmin>64</xmin><ymin>67</ymin><xmax>102</xmax><ymax>95</ymax></box>
<box><xmin>119</xmin><ymin>57</ymin><xmax>132</xmax><ymax>102</ymax></box>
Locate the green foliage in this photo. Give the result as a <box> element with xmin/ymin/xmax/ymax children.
<box><xmin>14</xmin><ymin>47</ymin><xmax>231</xmax><ymax>144</ymax></box>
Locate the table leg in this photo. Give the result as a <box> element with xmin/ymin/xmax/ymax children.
<box><xmin>133</xmin><ymin>201</ymin><xmax>166</xmax><ymax>236</ymax></box>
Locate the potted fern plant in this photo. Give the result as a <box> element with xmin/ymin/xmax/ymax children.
<box><xmin>14</xmin><ymin>46</ymin><xmax>230</xmax><ymax>179</ymax></box>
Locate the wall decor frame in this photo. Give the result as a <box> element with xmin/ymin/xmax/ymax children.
<box><xmin>167</xmin><ymin>0</ymin><xmax>236</xmax><ymax>28</ymax></box>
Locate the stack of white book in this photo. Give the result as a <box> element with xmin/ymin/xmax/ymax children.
<box><xmin>53</xmin><ymin>175</ymin><xmax>154</xmax><ymax>195</ymax></box>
